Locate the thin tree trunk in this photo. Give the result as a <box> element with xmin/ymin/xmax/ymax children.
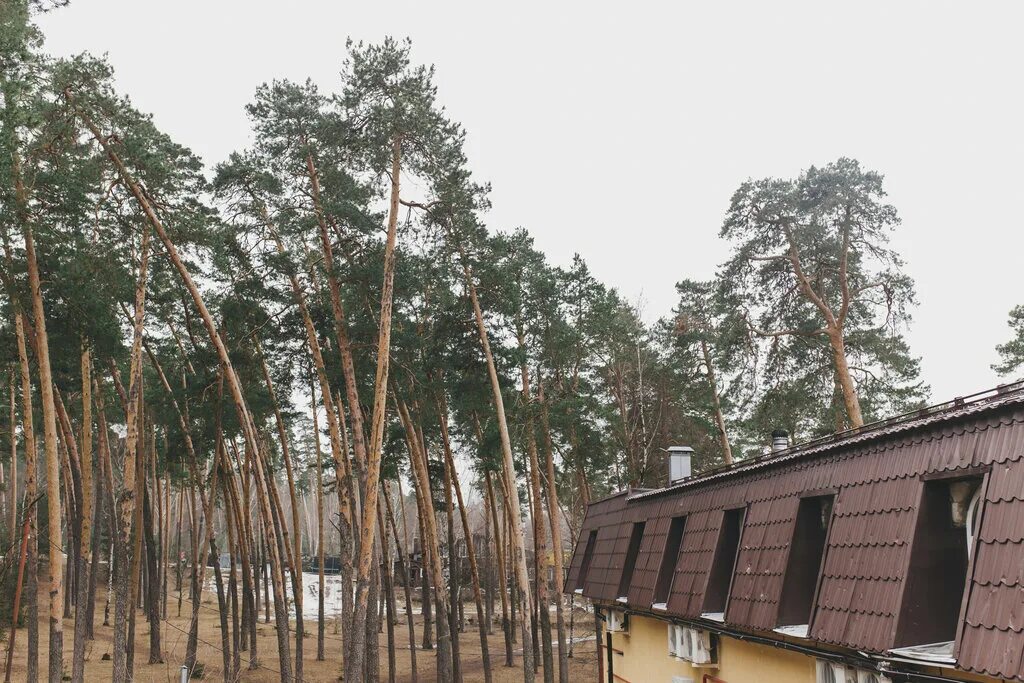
<box><xmin>257</xmin><ymin>344</ymin><xmax>303</xmax><ymax>682</ymax></box>
<box><xmin>21</xmin><ymin>178</ymin><xmax>64</xmax><ymax>683</ymax></box>
<box><xmin>14</xmin><ymin>313</ymin><xmax>39</xmax><ymax>683</ymax></box>
<box><xmin>343</xmin><ymin>135</ymin><xmax>401</xmax><ymax>683</ymax></box>
<box><xmin>485</xmin><ymin>471</ymin><xmax>513</xmax><ymax>666</ymax></box>
<box><xmin>700</xmin><ymin>340</ymin><xmax>733</xmax><ymax>464</ymax></box>
<box><xmin>76</xmin><ymin>99</ymin><xmax>293</xmax><ymax>683</ymax></box>
<box><xmin>7</xmin><ymin>372</ymin><xmax>15</xmax><ymax>543</ymax></box>
<box><xmin>439</xmin><ymin>403</ymin><xmax>492</xmax><ymax>683</ymax></box>
<box><xmin>378</xmin><ymin>498</ymin><xmax>397</xmax><ymax>683</ymax></box>
<box><xmin>396</xmin><ymin>398</ymin><xmax>453</xmax><ymax>682</ymax></box>
<box><xmin>458</xmin><ymin>246</ymin><xmax>535</xmax><ymax>682</ymax></box>
<box><xmin>538</xmin><ymin>381</ymin><xmax>568</xmax><ymax>683</ymax></box>
<box><xmin>142</xmin><ymin>476</ymin><xmax>162</xmax><ymax>663</ymax></box>
<box><xmin>311</xmin><ymin>378</ymin><xmax>326</xmax><ymax>661</ymax></box>
<box><xmin>384</xmin><ymin>481</ymin><xmax>417</xmax><ymax>683</ymax></box>
<box><xmin>440</xmin><ymin>439</ymin><xmax>463</xmax><ymax>683</ymax></box>
<box><xmin>518</xmin><ymin>343</ymin><xmax>553</xmax><ymax>682</ymax></box>
<box><xmin>71</xmin><ymin>344</ymin><xmax>93</xmax><ymax>681</ymax></box>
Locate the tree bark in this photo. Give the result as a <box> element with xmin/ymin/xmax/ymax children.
<box><xmin>439</xmin><ymin>401</ymin><xmax>492</xmax><ymax>683</ymax></box>
<box><xmin>828</xmin><ymin>330</ymin><xmax>864</xmax><ymax>428</ymax></box>
<box><xmin>75</xmin><ymin>102</ymin><xmax>293</xmax><ymax>682</ymax></box>
<box><xmin>344</xmin><ymin>135</ymin><xmax>402</xmax><ymax>683</ymax></box>
<box><xmin>71</xmin><ymin>345</ymin><xmax>93</xmax><ymax>681</ymax></box>
<box><xmin>396</xmin><ymin>397</ymin><xmax>453</xmax><ymax>682</ymax></box>
<box><xmin>458</xmin><ymin>248</ymin><xmax>536</xmax><ymax>682</ymax></box>
<box><xmin>538</xmin><ymin>381</ymin><xmax>569</xmax><ymax>683</ymax></box>
<box><xmin>21</xmin><ymin>166</ymin><xmax>64</xmax><ymax>683</ymax></box>
<box><xmin>700</xmin><ymin>340</ymin><xmax>733</xmax><ymax>464</ymax></box>
<box><xmin>383</xmin><ymin>481</ymin><xmax>417</xmax><ymax>683</ymax></box>
<box><xmin>485</xmin><ymin>471</ymin><xmax>514</xmax><ymax>666</ymax></box>
<box><xmin>14</xmin><ymin>313</ymin><xmax>39</xmax><ymax>683</ymax></box>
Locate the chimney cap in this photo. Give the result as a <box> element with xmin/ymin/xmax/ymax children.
<box><xmin>771</xmin><ymin>429</ymin><xmax>789</xmax><ymax>439</ymax></box>
<box><xmin>667</xmin><ymin>445</ymin><xmax>695</xmax><ymax>454</ymax></box>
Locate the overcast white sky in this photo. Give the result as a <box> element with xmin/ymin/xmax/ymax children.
<box><xmin>37</xmin><ymin>0</ymin><xmax>1024</xmax><ymax>404</ymax></box>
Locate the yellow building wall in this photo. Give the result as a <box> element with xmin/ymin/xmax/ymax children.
<box><xmin>603</xmin><ymin>613</ymin><xmax>1007</xmax><ymax>683</ymax></box>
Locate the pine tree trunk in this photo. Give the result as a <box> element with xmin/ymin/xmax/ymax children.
<box><xmin>71</xmin><ymin>344</ymin><xmax>94</xmax><ymax>680</ymax></box>
<box><xmin>440</xmin><ymin>446</ymin><xmax>463</xmax><ymax>683</ymax></box>
<box><xmin>397</xmin><ymin>398</ymin><xmax>453</xmax><ymax>682</ymax></box>
<box><xmin>142</xmin><ymin>479</ymin><xmax>162</xmax><ymax>663</ymax></box>
<box><xmin>439</xmin><ymin>404</ymin><xmax>492</xmax><ymax>683</ymax></box>
<box><xmin>458</xmin><ymin>250</ymin><xmax>536</xmax><ymax>682</ymax></box>
<box><xmin>257</xmin><ymin>345</ymin><xmax>303</xmax><ymax>682</ymax></box>
<box><xmin>538</xmin><ymin>383</ymin><xmax>569</xmax><ymax>683</ymax></box>
<box><xmin>22</xmin><ymin>189</ymin><xmax>65</xmax><ymax>683</ymax></box>
<box><xmin>311</xmin><ymin>380</ymin><xmax>326</xmax><ymax>661</ymax></box>
<box><xmin>829</xmin><ymin>330</ymin><xmax>864</xmax><ymax>428</ymax></box>
<box><xmin>344</xmin><ymin>135</ymin><xmax>401</xmax><ymax>683</ymax></box>
<box><xmin>14</xmin><ymin>313</ymin><xmax>39</xmax><ymax>683</ymax></box>
<box><xmin>383</xmin><ymin>481</ymin><xmax>418</xmax><ymax>683</ymax></box>
<box><xmin>109</xmin><ymin>223</ymin><xmax>150</xmax><ymax>683</ymax></box>
<box><xmin>224</xmin><ymin>480</ymin><xmax>241</xmax><ymax>680</ymax></box>
<box><xmin>700</xmin><ymin>340</ymin><xmax>733</xmax><ymax>464</ymax></box>
<box><xmin>77</xmin><ymin>106</ymin><xmax>294</xmax><ymax>682</ymax></box>
<box><xmin>484</xmin><ymin>470</ymin><xmax>514</xmax><ymax>666</ymax></box>
<box><xmin>7</xmin><ymin>372</ymin><xmax>16</xmax><ymax>543</ymax></box>
<box><xmin>377</xmin><ymin>499</ymin><xmax>397</xmax><ymax>683</ymax></box>
<box><xmin>518</xmin><ymin>345</ymin><xmax>553</xmax><ymax>683</ymax></box>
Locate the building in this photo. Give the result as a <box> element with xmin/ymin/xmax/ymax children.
<box><xmin>566</xmin><ymin>383</ymin><xmax>1024</xmax><ymax>683</ymax></box>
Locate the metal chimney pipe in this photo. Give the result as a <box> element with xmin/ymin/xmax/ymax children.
<box><xmin>667</xmin><ymin>446</ymin><xmax>694</xmax><ymax>484</ymax></box>
<box><xmin>771</xmin><ymin>429</ymin><xmax>789</xmax><ymax>453</ymax></box>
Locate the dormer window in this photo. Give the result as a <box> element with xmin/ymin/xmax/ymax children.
<box><xmin>616</xmin><ymin>521</ymin><xmax>646</xmax><ymax>602</ymax></box>
<box><xmin>702</xmin><ymin>507</ymin><xmax>746</xmax><ymax>620</ymax></box>
<box><xmin>575</xmin><ymin>529</ymin><xmax>598</xmax><ymax>593</ymax></box>
<box><xmin>777</xmin><ymin>494</ymin><xmax>835</xmax><ymax>636</ymax></box>
<box><xmin>894</xmin><ymin>475</ymin><xmax>985</xmax><ymax>654</ymax></box>
<box><xmin>652</xmin><ymin>516</ymin><xmax>686</xmax><ymax>608</ymax></box>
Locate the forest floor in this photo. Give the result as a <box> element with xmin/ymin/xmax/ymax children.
<box><xmin>3</xmin><ymin>564</ymin><xmax>599</xmax><ymax>682</ymax></box>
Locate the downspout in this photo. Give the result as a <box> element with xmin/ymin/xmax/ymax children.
<box><xmin>595</xmin><ymin>606</ymin><xmax>604</xmax><ymax>683</ymax></box>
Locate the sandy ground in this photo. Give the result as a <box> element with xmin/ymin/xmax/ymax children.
<box><xmin>2</xmin><ymin>565</ymin><xmax>599</xmax><ymax>682</ymax></box>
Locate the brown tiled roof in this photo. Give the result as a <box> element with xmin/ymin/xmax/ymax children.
<box><xmin>565</xmin><ymin>385</ymin><xmax>1024</xmax><ymax>680</ymax></box>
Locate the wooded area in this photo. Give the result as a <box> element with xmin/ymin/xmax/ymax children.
<box><xmin>2</xmin><ymin>2</ymin><xmax>1021</xmax><ymax>683</ymax></box>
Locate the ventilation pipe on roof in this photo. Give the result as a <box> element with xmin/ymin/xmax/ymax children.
<box><xmin>668</xmin><ymin>446</ymin><xmax>693</xmax><ymax>485</ymax></box>
<box><xmin>771</xmin><ymin>429</ymin><xmax>790</xmax><ymax>453</ymax></box>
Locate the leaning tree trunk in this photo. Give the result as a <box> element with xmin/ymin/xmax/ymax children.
<box><xmin>700</xmin><ymin>340</ymin><xmax>733</xmax><ymax>464</ymax></box>
<box><xmin>76</xmin><ymin>100</ymin><xmax>293</xmax><ymax>682</ymax></box>
<box><xmin>71</xmin><ymin>344</ymin><xmax>94</xmax><ymax>681</ymax></box>
<box><xmin>110</xmin><ymin>225</ymin><xmax>150</xmax><ymax>683</ymax></box>
<box><xmin>828</xmin><ymin>329</ymin><xmax>864</xmax><ymax>428</ymax></box>
<box><xmin>383</xmin><ymin>482</ymin><xmax>417</xmax><ymax>683</ymax></box>
<box><xmin>15</xmin><ymin>312</ymin><xmax>39</xmax><ymax>682</ymax></box>
<box><xmin>539</xmin><ymin>382</ymin><xmax>569</xmax><ymax>683</ymax></box>
<box><xmin>458</xmin><ymin>247</ymin><xmax>536</xmax><ymax>682</ymax></box>
<box><xmin>311</xmin><ymin>379</ymin><xmax>327</xmax><ymax>661</ymax></box>
<box><xmin>20</xmin><ymin>168</ymin><xmax>65</xmax><ymax>683</ymax></box>
<box><xmin>522</xmin><ymin>375</ymin><xmax>554</xmax><ymax>683</ymax></box>
<box><xmin>485</xmin><ymin>470</ymin><xmax>514</xmax><ymax>666</ymax></box>
<box><xmin>397</xmin><ymin>398</ymin><xmax>453</xmax><ymax>682</ymax></box>
<box><xmin>439</xmin><ymin>403</ymin><xmax>492</xmax><ymax>683</ymax></box>
<box><xmin>343</xmin><ymin>135</ymin><xmax>402</xmax><ymax>683</ymax></box>
<box><xmin>257</xmin><ymin>344</ymin><xmax>303</xmax><ymax>682</ymax></box>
